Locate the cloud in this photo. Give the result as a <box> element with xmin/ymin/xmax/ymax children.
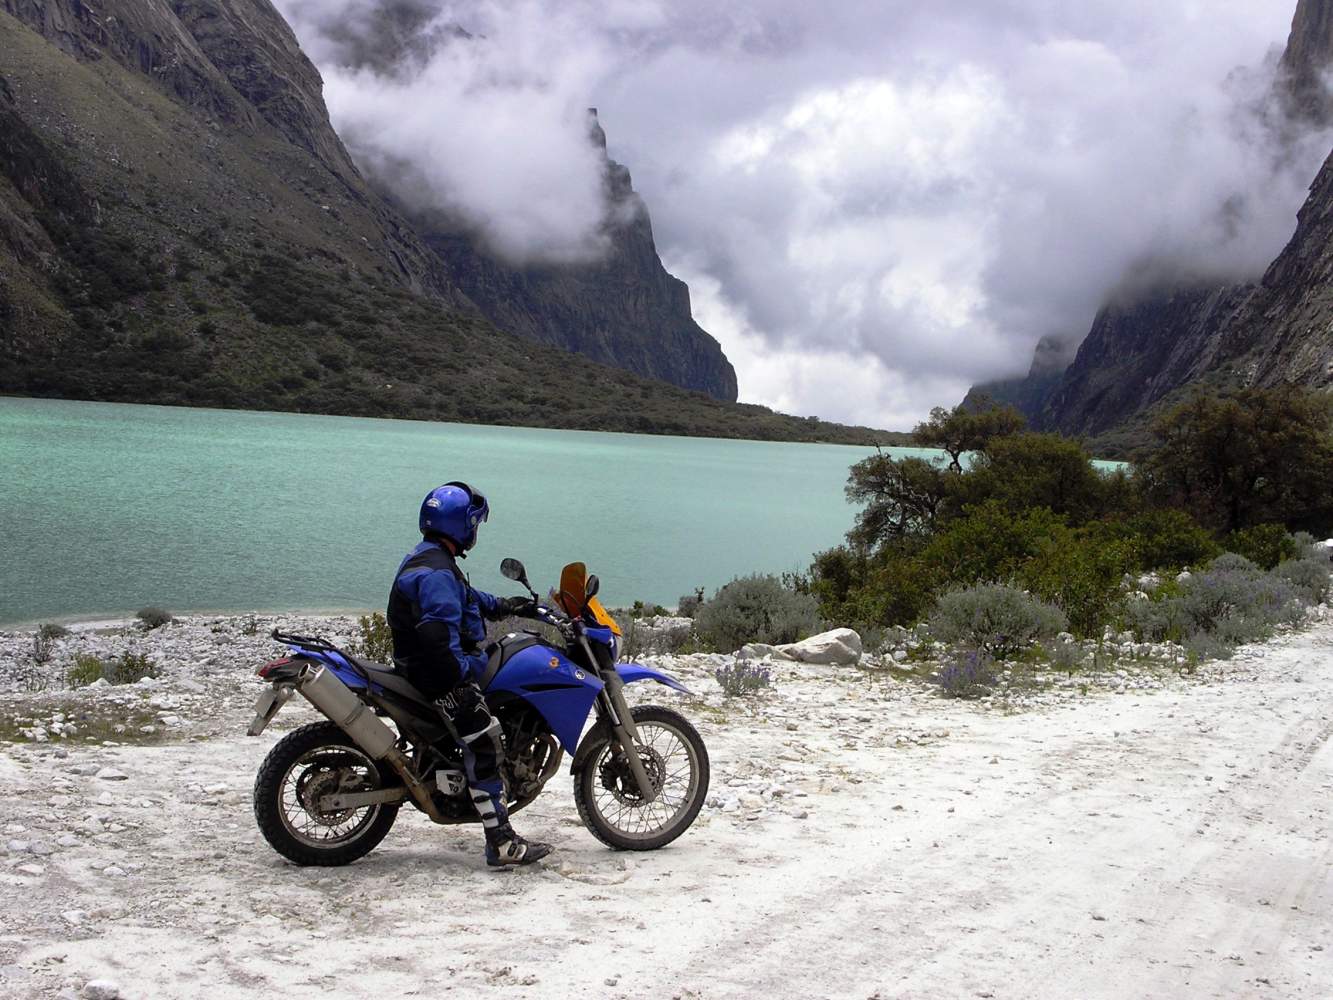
<box><xmin>275</xmin><ymin>0</ymin><xmax>1332</xmax><ymax>428</ymax></box>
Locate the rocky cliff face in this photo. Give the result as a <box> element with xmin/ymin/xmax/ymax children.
<box><xmin>965</xmin><ymin>0</ymin><xmax>1333</xmax><ymax>443</ymax></box>
<box><xmin>412</xmin><ymin>111</ymin><xmax>737</xmax><ymax>401</ymax></box>
<box><xmin>0</xmin><ymin>1</ymin><xmax>840</xmax><ymax>439</ymax></box>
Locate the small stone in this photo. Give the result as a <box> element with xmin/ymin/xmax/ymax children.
<box><xmin>16</xmin><ymin>863</ymin><xmax>45</xmax><ymax>876</ymax></box>
<box><xmin>28</xmin><ymin>842</ymin><xmax>55</xmax><ymax>857</ymax></box>
<box><xmin>83</xmin><ymin>981</ymin><xmax>122</xmax><ymax>1000</ymax></box>
<box><xmin>101</xmin><ymin>865</ymin><xmax>126</xmax><ymax>877</ymax></box>
<box><xmin>58</xmin><ymin>834</ymin><xmax>80</xmax><ymax>848</ymax></box>
<box><xmin>62</xmin><ymin>910</ymin><xmax>87</xmax><ymax>925</ymax></box>
<box><xmin>95</xmin><ymin>768</ymin><xmax>128</xmax><ymax>781</ymax></box>
<box><xmin>6</xmin><ymin>840</ymin><xmax>30</xmax><ymax>854</ymax></box>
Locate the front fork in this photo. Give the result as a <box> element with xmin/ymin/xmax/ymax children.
<box><xmin>581</xmin><ymin>635</ymin><xmax>659</xmax><ymax>804</ymax></box>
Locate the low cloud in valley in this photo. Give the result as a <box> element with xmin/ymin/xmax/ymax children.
<box><xmin>275</xmin><ymin>0</ymin><xmax>1332</xmax><ymax>428</ymax></box>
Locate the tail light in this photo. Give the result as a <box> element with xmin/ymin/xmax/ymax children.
<box><xmin>258</xmin><ymin>657</ymin><xmax>293</xmax><ymax>678</ymax></box>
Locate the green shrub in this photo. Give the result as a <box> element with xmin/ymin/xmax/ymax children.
<box><xmin>1224</xmin><ymin>524</ymin><xmax>1297</xmax><ymax>570</ymax></box>
<box><xmin>136</xmin><ymin>606</ymin><xmax>174</xmax><ymax>630</ymax></box>
<box><xmin>38</xmin><ymin>623</ymin><xmax>71</xmax><ymax>640</ymax></box>
<box><xmin>66</xmin><ymin>651</ymin><xmax>159</xmax><ymax>686</ymax></box>
<box><xmin>928</xmin><ymin>583</ymin><xmax>1067</xmax><ymax>659</ymax></box>
<box><xmin>350</xmin><ymin>612</ymin><xmax>394</xmax><ymax>665</ymax></box>
<box><xmin>694</xmin><ymin>575</ymin><xmax>822</xmax><ymax>652</ymax></box>
<box><xmin>67</xmin><ymin>653</ymin><xmax>104</xmax><ymax>688</ymax></box>
<box><xmin>1121</xmin><ymin>509</ymin><xmax>1221</xmax><ymax>570</ymax></box>
<box><xmin>1273</xmin><ymin>556</ymin><xmax>1331</xmax><ymax>604</ymax></box>
<box><xmin>1020</xmin><ymin>530</ymin><xmax>1134</xmax><ymax>638</ymax></box>
<box><xmin>920</xmin><ymin>502</ymin><xmax>1066</xmax><ymax>587</ymax></box>
<box><xmin>104</xmin><ymin>652</ymin><xmax>159</xmax><ymax>685</ymax></box>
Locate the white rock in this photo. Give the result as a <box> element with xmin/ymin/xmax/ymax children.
<box><xmin>16</xmin><ymin>863</ymin><xmax>44</xmax><ymax>876</ymax></box>
<box><xmin>737</xmin><ymin>642</ymin><xmax>792</xmax><ymax>660</ymax></box>
<box><xmin>83</xmin><ymin>981</ymin><xmax>122</xmax><ymax>1000</ymax></box>
<box><xmin>95</xmin><ymin>768</ymin><xmax>128</xmax><ymax>781</ymax></box>
<box><xmin>776</xmin><ymin>628</ymin><xmax>863</xmax><ymax>665</ymax></box>
<box><xmin>101</xmin><ymin>865</ymin><xmax>126</xmax><ymax>877</ymax></box>
<box><xmin>88</xmin><ymin>678</ymin><xmax>109</xmax><ymax>688</ymax></box>
<box><xmin>892</xmin><ymin>649</ymin><xmax>909</xmax><ymax>663</ymax></box>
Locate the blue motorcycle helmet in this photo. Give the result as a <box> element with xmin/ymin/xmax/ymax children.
<box><xmin>419</xmin><ymin>481</ymin><xmax>489</xmax><ymax>552</ymax></box>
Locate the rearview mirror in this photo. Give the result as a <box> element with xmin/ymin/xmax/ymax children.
<box><xmin>585</xmin><ymin>574</ymin><xmax>600</xmax><ymax>599</ymax></box>
<box><xmin>500</xmin><ymin>558</ymin><xmax>527</xmax><ymax>583</ymax></box>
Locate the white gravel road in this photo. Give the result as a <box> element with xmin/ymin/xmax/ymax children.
<box><xmin>1</xmin><ymin>615</ymin><xmax>1330</xmax><ymax>999</ymax></box>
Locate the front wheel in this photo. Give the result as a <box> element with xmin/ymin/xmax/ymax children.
<box><xmin>254</xmin><ymin>721</ymin><xmax>399</xmax><ymax>866</ymax></box>
<box><xmin>573</xmin><ymin>705</ymin><xmax>710</xmax><ymax>851</ymax></box>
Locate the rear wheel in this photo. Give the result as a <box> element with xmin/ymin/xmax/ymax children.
<box><xmin>573</xmin><ymin>705</ymin><xmax>710</xmax><ymax>851</ymax></box>
<box><xmin>254</xmin><ymin>721</ymin><xmax>399</xmax><ymax>866</ymax></box>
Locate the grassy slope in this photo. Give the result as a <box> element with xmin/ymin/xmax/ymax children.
<box><xmin>0</xmin><ymin>13</ymin><xmax>908</xmax><ymax>446</ymax></box>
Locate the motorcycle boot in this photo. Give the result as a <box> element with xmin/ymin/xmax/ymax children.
<box><xmin>485</xmin><ymin>822</ymin><xmax>553</xmax><ymax>867</ymax></box>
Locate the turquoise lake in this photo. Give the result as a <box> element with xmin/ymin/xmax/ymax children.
<box><xmin>0</xmin><ymin>397</ymin><xmax>946</xmax><ymax>626</ymax></box>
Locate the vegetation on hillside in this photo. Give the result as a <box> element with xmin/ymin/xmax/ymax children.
<box><xmin>790</xmin><ymin>388</ymin><xmax>1332</xmax><ymax>660</ymax></box>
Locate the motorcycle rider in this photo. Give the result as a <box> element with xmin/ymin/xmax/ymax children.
<box><xmin>388</xmin><ymin>481</ymin><xmax>553</xmax><ymax>867</ymax></box>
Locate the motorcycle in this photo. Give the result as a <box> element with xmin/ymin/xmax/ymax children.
<box><xmin>246</xmin><ymin>559</ymin><xmax>710</xmax><ymax>866</ymax></box>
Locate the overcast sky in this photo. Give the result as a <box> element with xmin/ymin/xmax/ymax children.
<box><xmin>276</xmin><ymin>0</ymin><xmax>1330</xmax><ymax>429</ymax></box>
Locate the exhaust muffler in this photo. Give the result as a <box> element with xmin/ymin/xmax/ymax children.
<box><xmin>297</xmin><ymin>665</ymin><xmax>446</xmax><ymax>822</ymax></box>
<box><xmin>299</xmin><ymin>665</ymin><xmax>398</xmax><ymax>759</ymax></box>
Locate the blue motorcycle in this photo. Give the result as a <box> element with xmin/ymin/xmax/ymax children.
<box><xmin>246</xmin><ymin>559</ymin><xmax>710</xmax><ymax>866</ymax></box>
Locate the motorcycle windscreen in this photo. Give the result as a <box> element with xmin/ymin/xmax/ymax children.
<box><xmin>585</xmin><ymin>596</ymin><xmax>621</xmax><ymax>636</ymax></box>
<box><xmin>555</xmin><ymin>561</ymin><xmax>588</xmax><ymax>617</ymax></box>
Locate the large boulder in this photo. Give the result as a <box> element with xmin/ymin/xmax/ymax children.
<box><xmin>776</xmin><ymin>628</ymin><xmax>863</xmax><ymax>665</ymax></box>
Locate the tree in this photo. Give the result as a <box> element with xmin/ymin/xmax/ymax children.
<box><xmin>845</xmin><ymin>453</ymin><xmax>952</xmax><ymax>549</ymax></box>
<box><xmin>912</xmin><ymin>399</ymin><xmax>1026</xmax><ymax>472</ymax></box>
<box><xmin>1142</xmin><ymin>387</ymin><xmax>1333</xmax><ymax>533</ymax></box>
<box><xmin>963</xmin><ymin>432</ymin><xmax>1110</xmax><ymax>523</ymax></box>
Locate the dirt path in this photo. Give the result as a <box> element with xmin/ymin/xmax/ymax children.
<box><xmin>1</xmin><ymin>622</ymin><xmax>1330</xmax><ymax>999</ymax></box>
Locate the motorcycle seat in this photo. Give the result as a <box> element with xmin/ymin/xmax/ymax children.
<box><xmin>347</xmin><ymin>655</ymin><xmax>432</xmax><ymax>703</ymax></box>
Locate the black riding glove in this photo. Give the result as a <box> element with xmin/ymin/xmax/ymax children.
<box><xmin>436</xmin><ymin>679</ymin><xmax>484</xmax><ymax>716</ymax></box>
<box><xmin>496</xmin><ymin>596</ymin><xmax>538</xmax><ymax>618</ymax></box>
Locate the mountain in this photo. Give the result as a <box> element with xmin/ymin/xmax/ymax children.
<box><xmin>409</xmin><ymin>111</ymin><xmax>738</xmax><ymax>402</ymax></box>
<box><xmin>963</xmin><ymin>0</ymin><xmax>1333</xmax><ymax>451</ymax></box>
<box><xmin>0</xmin><ymin>0</ymin><xmax>881</xmax><ymax>442</ymax></box>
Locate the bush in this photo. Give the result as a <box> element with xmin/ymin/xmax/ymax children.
<box><xmin>104</xmin><ymin>651</ymin><xmax>159</xmax><ymax>685</ymax></box>
<box><xmin>351</xmin><ymin>612</ymin><xmax>394</xmax><ymax>665</ymax></box>
<box><xmin>1182</xmin><ymin>632</ymin><xmax>1235</xmax><ymax>664</ymax></box>
<box><xmin>136</xmin><ymin>606</ymin><xmax>173</xmax><ymax>630</ymax></box>
<box><xmin>67</xmin><ymin>654</ymin><xmax>103</xmax><ymax>688</ymax></box>
<box><xmin>32</xmin><ymin>632</ymin><xmax>55</xmax><ymax>664</ymax></box>
<box><xmin>1273</xmin><ymin>556</ymin><xmax>1331</xmax><ymax>605</ymax></box>
<box><xmin>928</xmin><ymin>583</ymin><xmax>1067</xmax><ymax>659</ymax></box>
<box><xmin>67</xmin><ymin>651</ymin><xmax>159</xmax><ymax>686</ymax></box>
<box><xmin>694</xmin><ymin>575</ymin><xmax>822</xmax><ymax>652</ymax></box>
<box><xmin>676</xmin><ymin>588</ymin><xmax>705</xmax><ymax>618</ymax></box>
<box><xmin>932</xmin><ymin>648</ymin><xmax>999</xmax><ymax>698</ymax></box>
<box><xmin>1042</xmin><ymin>638</ymin><xmax>1086</xmax><ymax>675</ymax></box>
<box><xmin>713</xmin><ymin>659</ymin><xmax>773</xmax><ymax>697</ymax></box>
<box><xmin>1224</xmin><ymin>524</ymin><xmax>1297</xmax><ymax>570</ymax></box>
<box><xmin>1121</xmin><ymin>509</ymin><xmax>1221</xmax><ymax>570</ymax></box>
<box><xmin>1176</xmin><ymin>562</ymin><xmax>1302</xmax><ymax>644</ymax></box>
<box><xmin>1020</xmin><ymin>530</ymin><xmax>1134</xmax><ymax>638</ymax></box>
<box><xmin>39</xmin><ymin>623</ymin><xmax>71</xmax><ymax>640</ymax></box>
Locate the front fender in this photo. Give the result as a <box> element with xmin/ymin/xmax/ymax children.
<box><xmin>616</xmin><ymin>662</ymin><xmax>692</xmax><ymax>695</ymax></box>
<box><xmin>568</xmin><ymin>664</ymin><xmax>693</xmax><ymax>774</ymax></box>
